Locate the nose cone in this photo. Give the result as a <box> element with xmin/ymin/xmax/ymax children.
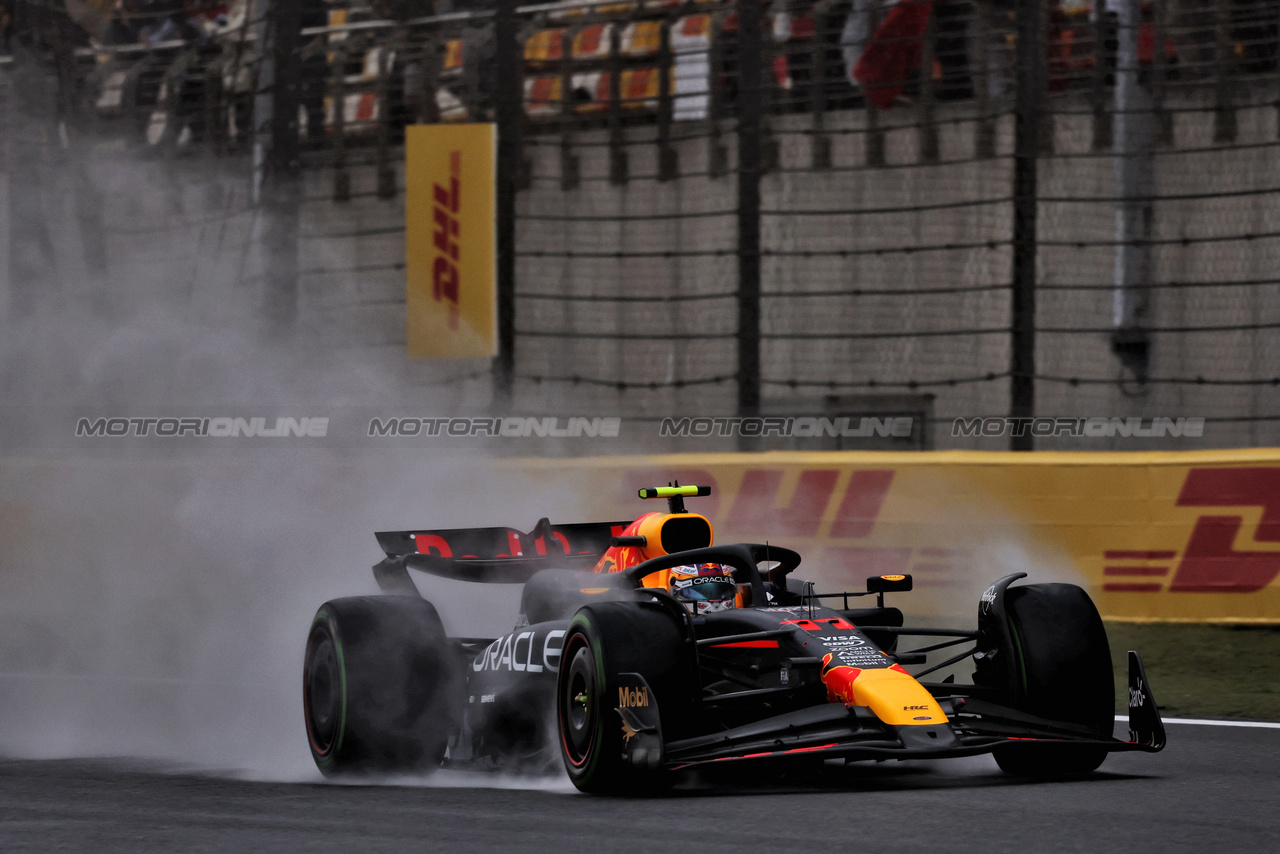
<box><xmin>821</xmin><ymin>656</ymin><xmax>949</xmax><ymax>726</ymax></box>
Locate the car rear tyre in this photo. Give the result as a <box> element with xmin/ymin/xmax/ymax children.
<box><xmin>303</xmin><ymin>595</ymin><xmax>460</xmax><ymax>776</ymax></box>
<box><xmin>991</xmin><ymin>583</ymin><xmax>1114</xmax><ymax>778</ymax></box>
<box><xmin>557</xmin><ymin>600</ymin><xmax>693</xmax><ymax>794</ymax></box>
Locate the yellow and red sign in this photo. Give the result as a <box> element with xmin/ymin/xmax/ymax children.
<box><xmin>516</xmin><ymin>450</ymin><xmax>1280</xmax><ymax>623</ymax></box>
<box><xmin>405</xmin><ymin>124</ymin><xmax>496</xmax><ymax>358</ymax></box>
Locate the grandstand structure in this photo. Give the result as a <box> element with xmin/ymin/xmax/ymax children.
<box><xmin>2</xmin><ymin>0</ymin><xmax>1279</xmax><ymax>449</ymax></box>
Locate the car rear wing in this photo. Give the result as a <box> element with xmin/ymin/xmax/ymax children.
<box><xmin>373</xmin><ymin>517</ymin><xmax>632</xmax><ymax>590</ymax></box>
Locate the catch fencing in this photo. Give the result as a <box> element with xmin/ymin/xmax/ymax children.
<box><xmin>4</xmin><ymin>0</ymin><xmax>1280</xmax><ymax>449</ymax></box>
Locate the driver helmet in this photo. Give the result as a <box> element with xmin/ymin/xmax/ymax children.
<box><xmin>668</xmin><ymin>563</ymin><xmax>737</xmax><ymax>614</ymax></box>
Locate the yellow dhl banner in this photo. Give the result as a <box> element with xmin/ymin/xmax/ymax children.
<box><xmin>405</xmin><ymin>124</ymin><xmax>496</xmax><ymax>358</ymax></box>
<box><xmin>516</xmin><ymin>449</ymin><xmax>1280</xmax><ymax>623</ymax></box>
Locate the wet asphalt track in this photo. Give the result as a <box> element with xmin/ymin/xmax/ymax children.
<box><xmin>1</xmin><ymin>723</ymin><xmax>1276</xmax><ymax>853</ymax></box>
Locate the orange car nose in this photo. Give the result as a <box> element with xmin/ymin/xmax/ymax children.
<box><xmin>821</xmin><ymin>656</ymin><xmax>949</xmax><ymax>726</ymax></box>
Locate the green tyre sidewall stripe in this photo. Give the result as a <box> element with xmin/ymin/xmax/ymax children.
<box><xmin>311</xmin><ymin>608</ymin><xmax>349</xmax><ymax>773</ymax></box>
<box><xmin>565</xmin><ymin>612</ymin><xmax>608</xmax><ymax>783</ymax></box>
<box><xmin>589</xmin><ymin>628</ymin><xmax>609</xmax><ymax>782</ymax></box>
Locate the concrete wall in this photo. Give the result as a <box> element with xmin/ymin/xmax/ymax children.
<box><xmin>512</xmin><ymin>87</ymin><xmax>1280</xmax><ymax>450</ymax></box>
<box><xmin>4</xmin><ymin>68</ymin><xmax>1277</xmax><ymax>450</ymax></box>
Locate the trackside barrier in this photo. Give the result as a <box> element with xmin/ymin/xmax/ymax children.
<box><xmin>514</xmin><ymin>449</ymin><xmax>1280</xmax><ymax>623</ymax></box>
<box><xmin>5</xmin><ymin>450</ymin><xmax>1277</xmax><ymax>623</ymax></box>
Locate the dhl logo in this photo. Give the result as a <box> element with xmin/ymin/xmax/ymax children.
<box><xmin>432</xmin><ymin>149</ymin><xmax>462</xmax><ymax>329</ymax></box>
<box><xmin>1102</xmin><ymin>467</ymin><xmax>1280</xmax><ymax>594</ymax></box>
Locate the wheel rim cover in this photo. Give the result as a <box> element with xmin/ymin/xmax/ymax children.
<box><xmin>305</xmin><ymin>631</ymin><xmax>340</xmax><ymax>751</ymax></box>
<box><xmin>562</xmin><ymin>639</ymin><xmax>596</xmax><ymax>764</ymax></box>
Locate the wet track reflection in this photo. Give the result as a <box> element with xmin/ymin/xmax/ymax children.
<box><xmin>0</xmin><ymin>724</ymin><xmax>1275</xmax><ymax>853</ymax></box>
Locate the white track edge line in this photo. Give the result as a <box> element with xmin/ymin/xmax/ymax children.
<box><xmin>1118</xmin><ymin>715</ymin><xmax>1280</xmax><ymax>729</ymax></box>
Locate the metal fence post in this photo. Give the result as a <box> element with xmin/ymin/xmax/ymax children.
<box><xmin>460</xmin><ymin>24</ymin><xmax>482</xmax><ymax>120</ymax></box>
<box><xmin>559</xmin><ymin>24</ymin><xmax>579</xmax><ymax>191</ymax></box>
<box><xmin>810</xmin><ymin>0</ymin><xmax>832</xmax><ymax>169</ymax></box>
<box><xmin>1009</xmin><ymin>0</ymin><xmax>1044</xmax><ymax>450</ymax></box>
<box><xmin>756</xmin><ymin>9</ymin><xmax>777</xmax><ymax>173</ymax></box>
<box><xmin>1276</xmin><ymin>2</ymin><xmax>1280</xmax><ymax>140</ymax></box>
<box><xmin>376</xmin><ymin>34</ymin><xmax>398</xmax><ymax>199</ymax></box>
<box><xmin>917</xmin><ymin>6</ymin><xmax>938</xmax><ymax>162</ymax></box>
<box><xmin>494</xmin><ymin>0</ymin><xmax>521</xmax><ymax>402</ymax></box>
<box><xmin>1151</xmin><ymin>0</ymin><xmax>1172</xmax><ymax>146</ymax></box>
<box><xmin>972</xmin><ymin>0</ymin><xmax>995</xmax><ymax>159</ymax></box>
<box><xmin>736</xmin><ymin>0</ymin><xmax>762</xmax><ymax>417</ymax></box>
<box><xmin>203</xmin><ymin>56</ymin><xmax>222</xmax><ymax>157</ymax></box>
<box><xmin>608</xmin><ymin>21</ymin><xmax>627</xmax><ymax>184</ymax></box>
<box><xmin>418</xmin><ymin>28</ymin><xmax>442</xmax><ymax>125</ymax></box>
<box><xmin>864</xmin><ymin>1</ymin><xmax>884</xmax><ymax>167</ymax></box>
<box><xmin>263</xmin><ymin>0</ymin><xmax>301</xmax><ymax>335</ymax></box>
<box><xmin>1111</xmin><ymin>0</ymin><xmax>1152</xmax><ymax>382</ymax></box>
<box><xmin>332</xmin><ymin>40</ymin><xmax>350</xmax><ymax>201</ymax></box>
<box><xmin>657</xmin><ymin>17</ymin><xmax>678</xmax><ymax>180</ymax></box>
<box><xmin>707</xmin><ymin>12</ymin><xmax>729</xmax><ymax>179</ymax></box>
<box><xmin>1213</xmin><ymin>0</ymin><xmax>1236</xmax><ymax>142</ymax></box>
<box><xmin>1091</xmin><ymin>3</ymin><xmax>1112</xmax><ymax>151</ymax></box>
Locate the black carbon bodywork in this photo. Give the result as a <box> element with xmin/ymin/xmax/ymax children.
<box><xmin>310</xmin><ymin>517</ymin><xmax>1165</xmax><ymax>778</ymax></box>
<box><xmin>426</xmin><ymin>562</ymin><xmax>1165</xmax><ymax>773</ymax></box>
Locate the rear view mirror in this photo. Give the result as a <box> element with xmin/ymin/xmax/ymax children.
<box><xmin>867</xmin><ymin>573</ymin><xmax>913</xmax><ymax>594</ymax></box>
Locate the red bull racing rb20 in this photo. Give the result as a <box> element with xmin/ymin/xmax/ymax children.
<box><xmin>302</xmin><ymin>484</ymin><xmax>1165</xmax><ymax>793</ymax></box>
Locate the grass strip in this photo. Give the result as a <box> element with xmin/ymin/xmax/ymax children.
<box><xmin>1107</xmin><ymin>622</ymin><xmax>1280</xmax><ymax>721</ymax></box>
